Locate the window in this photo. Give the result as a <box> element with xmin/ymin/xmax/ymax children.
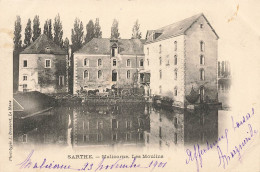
<box><xmin>23</xmin><ymin>60</ymin><xmax>27</xmax><ymax>67</ymax></box>
<box><xmin>139</xmin><ymin>133</ymin><xmax>144</xmax><ymax>140</ymax></box>
<box><xmin>127</xmin><ymin>70</ymin><xmax>131</xmax><ymax>79</ymax></box>
<box><xmin>200</xmin><ymin>55</ymin><xmax>205</xmax><ymax>65</ymax></box>
<box><xmin>23</xmin><ymin>75</ymin><xmax>27</xmax><ymax>81</ymax></box>
<box><xmin>159</xmin><ymin>44</ymin><xmax>162</xmax><ymax>54</ymax></box>
<box><xmin>126</xmin><ymin>121</ymin><xmax>131</xmax><ymax>129</ymax></box>
<box><xmin>147</xmin><ymin>135</ymin><xmax>150</xmax><ymax>143</ymax></box>
<box><xmin>159</xmin><ymin>85</ymin><xmax>162</xmax><ymax>94</ymax></box>
<box><xmin>174</xmin><ymin>133</ymin><xmax>177</xmax><ymax>144</ymax></box>
<box><xmin>174</xmin><ymin>41</ymin><xmax>177</xmax><ymax>51</ymax></box>
<box><xmin>84</xmin><ymin>70</ymin><xmax>89</xmax><ymax>79</ymax></box>
<box><xmin>200</xmin><ymin>41</ymin><xmax>205</xmax><ymax>52</ymax></box>
<box><xmin>159</xmin><ymin>70</ymin><xmax>162</xmax><ymax>79</ymax></box>
<box><xmin>59</xmin><ymin>75</ymin><xmax>64</xmax><ymax>86</ymax></box>
<box><xmin>97</xmin><ymin>134</ymin><xmax>102</xmax><ymax>142</ymax></box>
<box><xmin>23</xmin><ymin>84</ymin><xmax>27</xmax><ymax>92</ymax></box>
<box><xmin>112</xmin><ymin>133</ymin><xmax>117</xmax><ymax>141</ymax></box>
<box><xmin>174</xmin><ymin>69</ymin><xmax>178</xmax><ymax>80</ymax></box>
<box><xmin>112</xmin><ymin>119</ymin><xmax>118</xmax><ymax>129</ymax></box>
<box><xmin>97</xmin><ymin>121</ymin><xmax>103</xmax><ymax>129</ymax></box>
<box><xmin>126</xmin><ymin>133</ymin><xmax>131</xmax><ymax>141</ymax></box>
<box><xmin>112</xmin><ymin>44</ymin><xmax>117</xmax><ymax>57</ymax></box>
<box><xmin>83</xmin><ymin>135</ymin><xmax>89</xmax><ymax>142</ymax></box>
<box><xmin>98</xmin><ymin>70</ymin><xmax>102</xmax><ymax>79</ymax></box>
<box><xmin>140</xmin><ymin>59</ymin><xmax>144</xmax><ymax>67</ymax></box>
<box><xmin>166</xmin><ymin>55</ymin><xmax>170</xmax><ymax>66</ymax></box>
<box><xmin>98</xmin><ymin>59</ymin><xmax>102</xmax><ymax>66</ymax></box>
<box><xmin>147</xmin><ymin>48</ymin><xmax>149</xmax><ymax>55</ymax></box>
<box><xmin>126</xmin><ymin>59</ymin><xmax>131</xmax><ymax>67</ymax></box>
<box><xmin>174</xmin><ymin>87</ymin><xmax>178</xmax><ymax>96</ymax></box>
<box><xmin>199</xmin><ymin>86</ymin><xmax>205</xmax><ymax>102</ymax></box>
<box><xmin>200</xmin><ymin>69</ymin><xmax>205</xmax><ymax>80</ymax></box>
<box><xmin>83</xmin><ymin>58</ymin><xmax>89</xmax><ymax>66</ymax></box>
<box><xmin>112</xmin><ymin>70</ymin><xmax>117</xmax><ymax>81</ymax></box>
<box><xmin>45</xmin><ymin>59</ymin><xmax>51</xmax><ymax>68</ymax></box>
<box><xmin>22</xmin><ymin>134</ymin><xmax>27</xmax><ymax>143</ymax></box>
<box><xmin>147</xmin><ymin>59</ymin><xmax>149</xmax><ymax>66</ymax></box>
<box><xmin>159</xmin><ymin>127</ymin><xmax>162</xmax><ymax>139</ymax></box>
<box><xmin>174</xmin><ymin>55</ymin><xmax>177</xmax><ymax>65</ymax></box>
<box><xmin>159</xmin><ymin>57</ymin><xmax>162</xmax><ymax>65</ymax></box>
<box><xmin>113</xmin><ymin>59</ymin><xmax>117</xmax><ymax>66</ymax></box>
<box><xmin>200</xmin><ymin>23</ymin><xmax>203</xmax><ymax>28</ymax></box>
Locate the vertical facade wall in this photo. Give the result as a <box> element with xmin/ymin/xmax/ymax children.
<box><xmin>73</xmin><ymin>54</ymin><xmax>111</xmax><ymax>94</ymax></box>
<box><xmin>184</xmin><ymin>16</ymin><xmax>218</xmax><ymax>104</ymax></box>
<box><xmin>144</xmin><ymin>35</ymin><xmax>185</xmax><ymax>104</ymax></box>
<box><xmin>73</xmin><ymin>53</ymin><xmax>144</xmax><ymax>94</ymax></box>
<box><xmin>19</xmin><ymin>54</ymin><xmax>68</xmax><ymax>93</ymax></box>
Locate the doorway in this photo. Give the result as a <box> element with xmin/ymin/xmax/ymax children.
<box><xmin>112</xmin><ymin>70</ymin><xmax>117</xmax><ymax>81</ymax></box>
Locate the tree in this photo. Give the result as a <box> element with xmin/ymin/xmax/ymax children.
<box><xmin>131</xmin><ymin>19</ymin><xmax>142</xmax><ymax>39</ymax></box>
<box><xmin>63</xmin><ymin>37</ymin><xmax>70</xmax><ymax>54</ymax></box>
<box><xmin>84</xmin><ymin>20</ymin><xmax>95</xmax><ymax>44</ymax></box>
<box><xmin>13</xmin><ymin>16</ymin><xmax>22</xmax><ymax>50</ymax></box>
<box><xmin>13</xmin><ymin>16</ymin><xmax>23</xmax><ymax>92</ymax></box>
<box><xmin>44</xmin><ymin>20</ymin><xmax>48</xmax><ymax>35</ymax></box>
<box><xmin>44</xmin><ymin>19</ymin><xmax>53</xmax><ymax>40</ymax></box>
<box><xmin>53</xmin><ymin>14</ymin><xmax>63</xmax><ymax>47</ymax></box>
<box><xmin>32</xmin><ymin>15</ymin><xmax>41</xmax><ymax>42</ymax></box>
<box><xmin>111</xmin><ymin>19</ymin><xmax>120</xmax><ymax>39</ymax></box>
<box><xmin>94</xmin><ymin>18</ymin><xmax>102</xmax><ymax>38</ymax></box>
<box><xmin>71</xmin><ymin>18</ymin><xmax>84</xmax><ymax>53</ymax></box>
<box><xmin>24</xmin><ymin>19</ymin><xmax>32</xmax><ymax>48</ymax></box>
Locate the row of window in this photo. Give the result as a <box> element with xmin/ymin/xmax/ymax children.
<box><xmin>23</xmin><ymin>59</ymin><xmax>52</xmax><ymax>68</ymax></box>
<box><xmin>158</xmin><ymin>85</ymin><xmax>178</xmax><ymax>96</ymax></box>
<box><xmin>83</xmin><ymin>58</ymin><xmax>144</xmax><ymax>67</ymax></box>
<box><xmin>82</xmin><ymin>120</ymin><xmax>142</xmax><ymax>130</ymax></box>
<box><xmin>146</xmin><ymin>41</ymin><xmax>205</xmax><ymax>55</ymax></box>
<box><xmin>83</xmin><ymin>132</ymin><xmax>144</xmax><ymax>142</ymax></box>
<box><xmin>22</xmin><ymin>75</ymin><xmax>64</xmax><ymax>85</ymax></box>
<box><xmin>83</xmin><ymin>70</ymin><xmax>132</xmax><ymax>79</ymax></box>
<box><xmin>159</xmin><ymin>69</ymin><xmax>205</xmax><ymax>80</ymax></box>
<box><xmin>147</xmin><ymin>54</ymin><xmax>205</xmax><ymax>67</ymax></box>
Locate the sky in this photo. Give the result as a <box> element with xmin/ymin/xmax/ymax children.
<box><xmin>0</xmin><ymin>0</ymin><xmax>260</xmax><ymax>61</ymax></box>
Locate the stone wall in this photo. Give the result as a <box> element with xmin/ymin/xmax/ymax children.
<box><xmin>144</xmin><ymin>35</ymin><xmax>185</xmax><ymax>104</ymax></box>
<box><xmin>184</xmin><ymin>15</ymin><xmax>218</xmax><ymax>104</ymax></box>
<box><xmin>73</xmin><ymin>53</ymin><xmax>144</xmax><ymax>94</ymax></box>
<box><xmin>19</xmin><ymin>54</ymin><xmax>68</xmax><ymax>93</ymax></box>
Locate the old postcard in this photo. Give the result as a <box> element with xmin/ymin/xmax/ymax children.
<box><xmin>0</xmin><ymin>0</ymin><xmax>259</xmax><ymax>171</ymax></box>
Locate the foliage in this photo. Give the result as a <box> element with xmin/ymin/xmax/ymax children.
<box><xmin>13</xmin><ymin>16</ymin><xmax>22</xmax><ymax>50</ymax></box>
<box><xmin>53</xmin><ymin>14</ymin><xmax>63</xmax><ymax>47</ymax></box>
<box><xmin>71</xmin><ymin>18</ymin><xmax>84</xmax><ymax>53</ymax></box>
<box><xmin>94</xmin><ymin>18</ymin><xmax>102</xmax><ymax>38</ymax></box>
<box><xmin>63</xmin><ymin>37</ymin><xmax>70</xmax><ymax>54</ymax></box>
<box><xmin>44</xmin><ymin>19</ymin><xmax>53</xmax><ymax>40</ymax></box>
<box><xmin>32</xmin><ymin>15</ymin><xmax>41</xmax><ymax>42</ymax></box>
<box><xmin>24</xmin><ymin>19</ymin><xmax>32</xmax><ymax>48</ymax></box>
<box><xmin>131</xmin><ymin>20</ymin><xmax>142</xmax><ymax>39</ymax></box>
<box><xmin>85</xmin><ymin>20</ymin><xmax>95</xmax><ymax>44</ymax></box>
<box><xmin>111</xmin><ymin>19</ymin><xmax>120</xmax><ymax>39</ymax></box>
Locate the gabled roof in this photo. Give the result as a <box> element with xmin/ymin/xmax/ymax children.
<box><xmin>75</xmin><ymin>38</ymin><xmax>145</xmax><ymax>55</ymax></box>
<box><xmin>145</xmin><ymin>13</ymin><xmax>219</xmax><ymax>44</ymax></box>
<box><xmin>21</xmin><ymin>34</ymin><xmax>67</xmax><ymax>55</ymax></box>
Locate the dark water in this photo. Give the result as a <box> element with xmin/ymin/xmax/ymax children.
<box><xmin>14</xmin><ymin>103</ymin><xmax>219</xmax><ymax>149</ymax></box>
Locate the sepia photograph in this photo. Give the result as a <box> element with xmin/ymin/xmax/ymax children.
<box><xmin>0</xmin><ymin>0</ymin><xmax>259</xmax><ymax>171</ymax></box>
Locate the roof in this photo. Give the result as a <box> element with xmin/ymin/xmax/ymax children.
<box><xmin>75</xmin><ymin>38</ymin><xmax>145</xmax><ymax>55</ymax></box>
<box><xmin>20</xmin><ymin>34</ymin><xmax>67</xmax><ymax>55</ymax></box>
<box><xmin>145</xmin><ymin>13</ymin><xmax>219</xmax><ymax>44</ymax></box>
<box><xmin>13</xmin><ymin>91</ymin><xmax>56</xmax><ymax>115</ymax></box>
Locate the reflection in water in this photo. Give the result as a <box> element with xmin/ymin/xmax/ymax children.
<box><xmin>14</xmin><ymin>103</ymin><xmax>219</xmax><ymax>149</ymax></box>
